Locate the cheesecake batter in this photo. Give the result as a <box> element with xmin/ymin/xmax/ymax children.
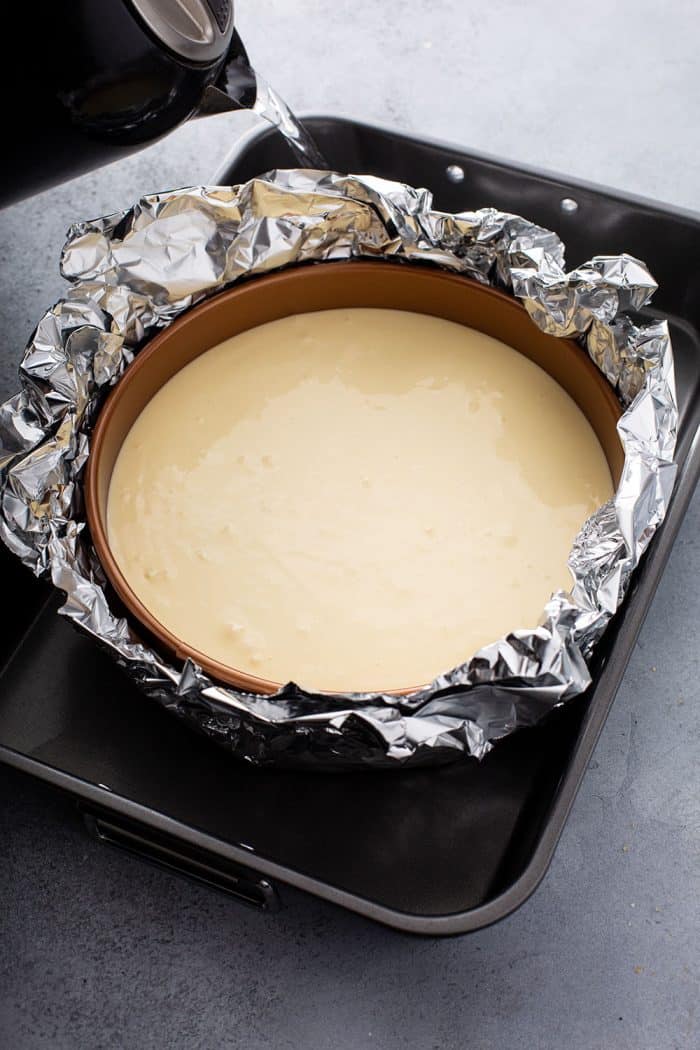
<box><xmin>107</xmin><ymin>308</ymin><xmax>614</xmax><ymax>693</ymax></box>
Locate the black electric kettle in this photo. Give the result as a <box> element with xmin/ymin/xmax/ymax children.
<box><xmin>3</xmin><ymin>1</ymin><xmax>261</xmax><ymax>207</ymax></box>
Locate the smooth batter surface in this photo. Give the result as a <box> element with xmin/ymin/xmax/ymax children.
<box><xmin>107</xmin><ymin>308</ymin><xmax>614</xmax><ymax>692</ymax></box>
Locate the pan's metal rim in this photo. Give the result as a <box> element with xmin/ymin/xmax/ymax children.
<box><xmin>215</xmin><ymin>113</ymin><xmax>700</xmax><ymax>227</ymax></box>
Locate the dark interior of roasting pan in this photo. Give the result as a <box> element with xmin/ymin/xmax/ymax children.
<box><xmin>1</xmin><ymin>117</ymin><xmax>698</xmax><ymax>934</ymax></box>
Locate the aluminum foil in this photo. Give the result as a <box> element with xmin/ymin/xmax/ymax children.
<box><xmin>0</xmin><ymin>171</ymin><xmax>678</xmax><ymax>769</ymax></box>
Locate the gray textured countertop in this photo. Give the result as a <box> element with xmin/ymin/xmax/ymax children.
<box><xmin>1</xmin><ymin>3</ymin><xmax>698</xmax><ymax>1048</ymax></box>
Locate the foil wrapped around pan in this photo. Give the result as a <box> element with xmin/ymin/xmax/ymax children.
<box><xmin>0</xmin><ymin>171</ymin><xmax>678</xmax><ymax>768</ymax></box>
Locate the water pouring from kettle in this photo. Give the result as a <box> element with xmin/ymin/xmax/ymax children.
<box><xmin>2</xmin><ymin>0</ymin><xmax>327</xmax><ymax>208</ymax></box>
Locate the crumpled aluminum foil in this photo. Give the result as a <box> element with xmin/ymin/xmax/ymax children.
<box><xmin>0</xmin><ymin>171</ymin><xmax>678</xmax><ymax>769</ymax></box>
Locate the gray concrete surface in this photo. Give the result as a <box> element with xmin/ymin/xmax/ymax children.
<box><xmin>1</xmin><ymin>2</ymin><xmax>699</xmax><ymax>1048</ymax></box>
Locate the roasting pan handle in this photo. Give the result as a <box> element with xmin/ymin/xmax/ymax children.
<box><xmin>80</xmin><ymin>805</ymin><xmax>280</xmax><ymax>913</ymax></box>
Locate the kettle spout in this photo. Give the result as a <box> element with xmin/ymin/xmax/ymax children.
<box><xmin>197</xmin><ymin>30</ymin><xmax>257</xmax><ymax>115</ymax></box>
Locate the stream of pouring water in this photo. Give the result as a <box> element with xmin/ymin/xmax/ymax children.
<box><xmin>221</xmin><ymin>46</ymin><xmax>328</xmax><ymax>170</ymax></box>
<box><xmin>252</xmin><ymin>76</ymin><xmax>328</xmax><ymax>169</ymax></box>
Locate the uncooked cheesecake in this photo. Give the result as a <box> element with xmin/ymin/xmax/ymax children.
<box><xmin>106</xmin><ymin>307</ymin><xmax>614</xmax><ymax>692</ymax></box>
